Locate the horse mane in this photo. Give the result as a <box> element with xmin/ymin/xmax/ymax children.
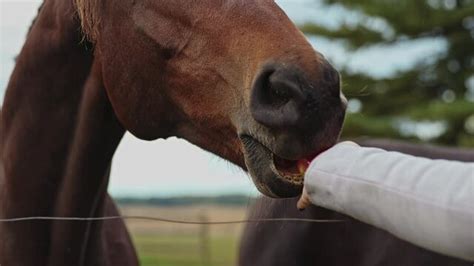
<box><xmin>26</xmin><ymin>0</ymin><xmax>99</xmax><ymax>41</ymax></box>
<box><xmin>74</xmin><ymin>0</ymin><xmax>101</xmax><ymax>41</ymax></box>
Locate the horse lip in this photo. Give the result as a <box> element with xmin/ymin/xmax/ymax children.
<box><xmin>239</xmin><ymin>134</ymin><xmax>303</xmax><ymax>198</ymax></box>
<box><xmin>239</xmin><ymin>135</ymin><xmax>308</xmax><ymax>183</ymax></box>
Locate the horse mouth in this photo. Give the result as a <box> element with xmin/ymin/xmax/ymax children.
<box><xmin>239</xmin><ymin>135</ymin><xmax>318</xmax><ymax>198</ymax></box>
<box><xmin>271</xmin><ymin>154</ymin><xmax>311</xmax><ymax>184</ymax></box>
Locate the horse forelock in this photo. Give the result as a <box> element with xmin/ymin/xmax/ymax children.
<box><xmin>74</xmin><ymin>0</ymin><xmax>101</xmax><ymax>41</ymax></box>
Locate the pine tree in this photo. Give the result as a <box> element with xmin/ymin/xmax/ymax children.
<box><xmin>302</xmin><ymin>0</ymin><xmax>474</xmax><ymax>146</ymax></box>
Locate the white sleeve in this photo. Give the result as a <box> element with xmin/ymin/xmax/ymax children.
<box><xmin>304</xmin><ymin>142</ymin><xmax>474</xmax><ymax>262</ymax></box>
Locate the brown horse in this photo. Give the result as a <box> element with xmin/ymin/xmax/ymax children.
<box><xmin>239</xmin><ymin>139</ymin><xmax>474</xmax><ymax>266</ymax></box>
<box><xmin>0</xmin><ymin>0</ymin><xmax>345</xmax><ymax>265</ymax></box>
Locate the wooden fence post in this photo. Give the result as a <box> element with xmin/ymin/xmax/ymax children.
<box><xmin>199</xmin><ymin>211</ymin><xmax>211</xmax><ymax>266</ymax></box>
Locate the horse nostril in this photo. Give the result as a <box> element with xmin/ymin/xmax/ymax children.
<box><xmin>268</xmin><ymin>75</ymin><xmax>305</xmax><ymax>104</ymax></box>
<box><xmin>250</xmin><ymin>67</ymin><xmax>304</xmax><ymax>128</ymax></box>
<box><xmin>267</xmin><ymin>82</ymin><xmax>290</xmax><ymax>106</ymax></box>
<box><xmin>262</xmin><ymin>73</ymin><xmax>291</xmax><ymax>107</ymax></box>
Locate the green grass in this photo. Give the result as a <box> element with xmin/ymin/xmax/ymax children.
<box><xmin>133</xmin><ymin>234</ymin><xmax>239</xmax><ymax>266</ymax></box>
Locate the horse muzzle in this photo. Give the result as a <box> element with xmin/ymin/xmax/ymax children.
<box><xmin>241</xmin><ymin>61</ymin><xmax>346</xmax><ymax>198</ymax></box>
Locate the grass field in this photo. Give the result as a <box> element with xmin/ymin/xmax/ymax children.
<box><xmin>120</xmin><ymin>205</ymin><xmax>249</xmax><ymax>266</ymax></box>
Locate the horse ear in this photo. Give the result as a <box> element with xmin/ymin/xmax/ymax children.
<box><xmin>132</xmin><ymin>2</ymin><xmax>190</xmax><ymax>54</ymax></box>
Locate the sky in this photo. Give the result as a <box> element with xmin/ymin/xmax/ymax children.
<box><xmin>0</xmin><ymin>0</ymin><xmax>448</xmax><ymax>197</ymax></box>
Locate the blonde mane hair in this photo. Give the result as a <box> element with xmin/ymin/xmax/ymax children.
<box><xmin>74</xmin><ymin>0</ymin><xmax>101</xmax><ymax>41</ymax></box>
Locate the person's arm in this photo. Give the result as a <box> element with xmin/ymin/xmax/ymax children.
<box><xmin>299</xmin><ymin>142</ymin><xmax>474</xmax><ymax>262</ymax></box>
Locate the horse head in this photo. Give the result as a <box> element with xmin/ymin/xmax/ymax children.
<box><xmin>1</xmin><ymin>1</ymin><xmax>347</xmax><ymax>265</ymax></box>
<box><xmin>80</xmin><ymin>0</ymin><xmax>346</xmax><ymax>198</ymax></box>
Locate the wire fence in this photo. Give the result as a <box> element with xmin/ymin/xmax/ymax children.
<box><xmin>0</xmin><ymin>215</ymin><xmax>345</xmax><ymax>224</ymax></box>
<box><xmin>0</xmin><ymin>211</ymin><xmax>345</xmax><ymax>266</ymax></box>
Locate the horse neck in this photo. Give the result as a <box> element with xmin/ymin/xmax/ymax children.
<box><xmin>0</xmin><ymin>0</ymin><xmax>95</xmax><ymax>264</ymax></box>
<box><xmin>1</xmin><ymin>0</ymin><xmax>92</xmax><ymax>198</ymax></box>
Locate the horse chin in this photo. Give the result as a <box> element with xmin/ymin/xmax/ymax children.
<box><xmin>240</xmin><ymin>135</ymin><xmax>304</xmax><ymax>198</ymax></box>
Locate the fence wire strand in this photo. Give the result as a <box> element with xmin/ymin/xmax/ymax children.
<box><xmin>0</xmin><ymin>215</ymin><xmax>345</xmax><ymax>224</ymax></box>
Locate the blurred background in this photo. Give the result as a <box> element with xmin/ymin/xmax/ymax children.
<box><xmin>1</xmin><ymin>0</ymin><xmax>473</xmax><ymax>265</ymax></box>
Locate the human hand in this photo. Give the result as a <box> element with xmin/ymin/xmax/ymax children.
<box><xmin>296</xmin><ymin>186</ymin><xmax>311</xmax><ymax>210</ymax></box>
<box><xmin>296</xmin><ymin>141</ymin><xmax>360</xmax><ymax>210</ymax></box>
